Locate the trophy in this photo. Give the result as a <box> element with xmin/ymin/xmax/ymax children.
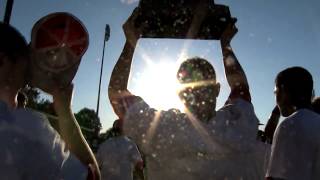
<box><xmin>132</xmin><ymin>0</ymin><xmax>237</xmax><ymax>39</ymax></box>
<box><xmin>29</xmin><ymin>12</ymin><xmax>89</xmax><ymax>91</ymax></box>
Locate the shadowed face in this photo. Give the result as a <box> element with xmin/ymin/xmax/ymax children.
<box><xmin>177</xmin><ymin>58</ymin><xmax>219</xmax><ymax>121</ymax></box>
<box><xmin>274</xmin><ymin>85</ymin><xmax>293</xmax><ymax>117</ymax></box>
<box><xmin>179</xmin><ymin>82</ymin><xmax>220</xmax><ymax>116</ymax></box>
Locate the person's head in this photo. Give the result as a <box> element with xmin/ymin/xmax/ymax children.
<box><xmin>275</xmin><ymin>67</ymin><xmax>313</xmax><ymax>117</ymax></box>
<box><xmin>312</xmin><ymin>97</ymin><xmax>320</xmax><ymax>114</ymax></box>
<box><xmin>0</xmin><ymin>23</ymin><xmax>29</xmax><ymax>94</ymax></box>
<box><xmin>17</xmin><ymin>91</ymin><xmax>28</xmax><ymax>108</ymax></box>
<box><xmin>177</xmin><ymin>57</ymin><xmax>220</xmax><ymax>121</ymax></box>
<box><xmin>112</xmin><ymin>119</ymin><xmax>123</xmax><ymax>135</ymax></box>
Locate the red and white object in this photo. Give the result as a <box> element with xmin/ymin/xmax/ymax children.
<box><xmin>30</xmin><ymin>12</ymin><xmax>89</xmax><ymax>90</ymax></box>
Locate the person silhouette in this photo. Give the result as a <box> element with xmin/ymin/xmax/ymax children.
<box><xmin>263</xmin><ymin>106</ymin><xmax>281</xmax><ymax>144</ymax></box>
<box><xmin>312</xmin><ymin>97</ymin><xmax>320</xmax><ymax>114</ymax></box>
<box><xmin>0</xmin><ymin>22</ymin><xmax>100</xmax><ymax>180</ymax></box>
<box><xmin>108</xmin><ymin>12</ymin><xmax>267</xmax><ymax>180</ymax></box>
<box><xmin>97</xmin><ymin>120</ymin><xmax>144</xmax><ymax>180</ymax></box>
<box><xmin>17</xmin><ymin>91</ymin><xmax>27</xmax><ymax>109</ymax></box>
<box><xmin>266</xmin><ymin>67</ymin><xmax>320</xmax><ymax>180</ymax></box>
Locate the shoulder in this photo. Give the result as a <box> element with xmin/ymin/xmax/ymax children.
<box><xmin>223</xmin><ymin>98</ymin><xmax>254</xmax><ymax>111</ymax></box>
<box><xmin>217</xmin><ymin>98</ymin><xmax>257</xmax><ymax>122</ymax></box>
<box><xmin>278</xmin><ymin>109</ymin><xmax>313</xmax><ymax>130</ymax></box>
<box><xmin>273</xmin><ymin>115</ymin><xmax>298</xmax><ymax>141</ymax></box>
<box><xmin>15</xmin><ymin>108</ymin><xmax>51</xmax><ymax>125</ymax></box>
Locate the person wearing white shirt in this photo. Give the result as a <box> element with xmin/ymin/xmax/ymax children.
<box><xmin>97</xmin><ymin>120</ymin><xmax>143</xmax><ymax>180</ymax></box>
<box><xmin>108</xmin><ymin>13</ymin><xmax>268</xmax><ymax>180</ymax></box>
<box><xmin>266</xmin><ymin>67</ymin><xmax>320</xmax><ymax>180</ymax></box>
<box><xmin>0</xmin><ymin>22</ymin><xmax>100</xmax><ymax>180</ymax></box>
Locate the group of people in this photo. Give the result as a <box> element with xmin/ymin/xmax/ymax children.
<box><xmin>0</xmin><ymin>10</ymin><xmax>319</xmax><ymax>180</ymax></box>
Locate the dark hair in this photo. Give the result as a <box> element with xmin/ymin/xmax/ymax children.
<box><xmin>276</xmin><ymin>67</ymin><xmax>313</xmax><ymax>106</ymax></box>
<box><xmin>312</xmin><ymin>97</ymin><xmax>320</xmax><ymax>114</ymax></box>
<box><xmin>0</xmin><ymin>22</ymin><xmax>28</xmax><ymax>63</ymax></box>
<box><xmin>177</xmin><ymin>57</ymin><xmax>216</xmax><ymax>83</ymax></box>
<box><xmin>17</xmin><ymin>91</ymin><xmax>28</xmax><ymax>105</ymax></box>
<box><xmin>112</xmin><ymin>120</ymin><xmax>122</xmax><ymax>135</ymax></box>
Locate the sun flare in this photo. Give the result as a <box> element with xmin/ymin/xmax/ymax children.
<box><xmin>130</xmin><ymin>60</ymin><xmax>185</xmax><ymax>111</ymax></box>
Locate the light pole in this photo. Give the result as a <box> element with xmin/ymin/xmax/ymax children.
<box><xmin>4</xmin><ymin>0</ymin><xmax>14</xmax><ymax>24</ymax></box>
<box><xmin>96</xmin><ymin>24</ymin><xmax>110</xmax><ymax>116</ymax></box>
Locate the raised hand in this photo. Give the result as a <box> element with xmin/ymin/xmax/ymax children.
<box><xmin>123</xmin><ymin>9</ymin><xmax>142</xmax><ymax>46</ymax></box>
<box><xmin>220</xmin><ymin>23</ymin><xmax>238</xmax><ymax>47</ymax></box>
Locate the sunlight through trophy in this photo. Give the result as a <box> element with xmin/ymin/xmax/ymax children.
<box><xmin>30</xmin><ymin>12</ymin><xmax>89</xmax><ymax>91</ymax></box>
<box><xmin>132</xmin><ymin>0</ymin><xmax>237</xmax><ymax>39</ymax></box>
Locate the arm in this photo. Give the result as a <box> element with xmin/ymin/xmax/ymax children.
<box><xmin>108</xmin><ymin>10</ymin><xmax>140</xmax><ymax>119</ymax></box>
<box><xmin>108</xmin><ymin>40</ymin><xmax>137</xmax><ymax>106</ymax></box>
<box><xmin>220</xmin><ymin>24</ymin><xmax>251</xmax><ymax>103</ymax></box>
<box><xmin>52</xmin><ymin>84</ymin><xmax>100</xmax><ymax>180</ymax></box>
<box><xmin>264</xmin><ymin>106</ymin><xmax>281</xmax><ymax>144</ymax></box>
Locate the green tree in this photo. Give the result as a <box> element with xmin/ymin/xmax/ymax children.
<box><xmin>23</xmin><ymin>87</ymin><xmax>56</xmax><ymax>115</ymax></box>
<box><xmin>75</xmin><ymin>108</ymin><xmax>102</xmax><ymax>151</ymax></box>
<box><xmin>22</xmin><ymin>87</ymin><xmax>59</xmax><ymax>131</ymax></box>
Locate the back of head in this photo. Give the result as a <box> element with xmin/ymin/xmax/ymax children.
<box><xmin>0</xmin><ymin>22</ymin><xmax>28</xmax><ymax>62</ymax></box>
<box><xmin>112</xmin><ymin>119</ymin><xmax>123</xmax><ymax>136</ymax></box>
<box><xmin>312</xmin><ymin>97</ymin><xmax>320</xmax><ymax>114</ymax></box>
<box><xmin>176</xmin><ymin>57</ymin><xmax>219</xmax><ymax>121</ymax></box>
<box><xmin>177</xmin><ymin>57</ymin><xmax>216</xmax><ymax>84</ymax></box>
<box><xmin>276</xmin><ymin>67</ymin><xmax>313</xmax><ymax>106</ymax></box>
<box><xmin>17</xmin><ymin>91</ymin><xmax>28</xmax><ymax>108</ymax></box>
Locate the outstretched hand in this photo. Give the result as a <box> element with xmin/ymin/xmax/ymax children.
<box><xmin>221</xmin><ymin>23</ymin><xmax>238</xmax><ymax>47</ymax></box>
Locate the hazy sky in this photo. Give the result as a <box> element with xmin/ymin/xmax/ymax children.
<box><xmin>2</xmin><ymin>0</ymin><xmax>320</xmax><ymax>131</ymax></box>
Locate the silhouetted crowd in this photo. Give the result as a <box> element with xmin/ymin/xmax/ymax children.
<box><xmin>0</xmin><ymin>7</ymin><xmax>319</xmax><ymax>180</ymax></box>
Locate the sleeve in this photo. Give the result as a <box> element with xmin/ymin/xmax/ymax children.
<box><xmin>266</xmin><ymin>120</ymin><xmax>295</xmax><ymax>179</ymax></box>
<box><xmin>30</xmin><ymin>111</ymin><xmax>88</xmax><ymax>180</ymax></box>
<box><xmin>210</xmin><ymin>99</ymin><xmax>259</xmax><ymax>152</ymax></box>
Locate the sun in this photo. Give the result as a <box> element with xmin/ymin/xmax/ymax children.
<box><xmin>130</xmin><ymin>60</ymin><xmax>185</xmax><ymax>111</ymax></box>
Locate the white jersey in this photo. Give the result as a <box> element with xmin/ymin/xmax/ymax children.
<box><xmin>0</xmin><ymin>101</ymin><xmax>87</xmax><ymax>180</ymax></box>
<box><xmin>266</xmin><ymin>109</ymin><xmax>320</xmax><ymax>180</ymax></box>
<box><xmin>123</xmin><ymin>96</ymin><xmax>269</xmax><ymax>180</ymax></box>
<box><xmin>97</xmin><ymin>136</ymin><xmax>143</xmax><ymax>180</ymax></box>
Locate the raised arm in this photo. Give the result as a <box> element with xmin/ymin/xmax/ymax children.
<box><xmin>108</xmin><ymin>10</ymin><xmax>140</xmax><ymax>119</ymax></box>
<box><xmin>221</xmin><ymin>24</ymin><xmax>251</xmax><ymax>103</ymax></box>
<box><xmin>108</xmin><ymin>40</ymin><xmax>137</xmax><ymax>102</ymax></box>
<box><xmin>51</xmin><ymin>84</ymin><xmax>100</xmax><ymax>180</ymax></box>
<box><xmin>264</xmin><ymin>106</ymin><xmax>281</xmax><ymax>144</ymax></box>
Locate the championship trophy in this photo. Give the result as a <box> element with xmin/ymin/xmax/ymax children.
<box><xmin>132</xmin><ymin>0</ymin><xmax>237</xmax><ymax>39</ymax></box>
<box><xmin>29</xmin><ymin>12</ymin><xmax>89</xmax><ymax>91</ymax></box>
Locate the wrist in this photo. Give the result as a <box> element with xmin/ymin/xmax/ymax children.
<box><xmin>221</xmin><ymin>41</ymin><xmax>231</xmax><ymax>49</ymax></box>
<box><xmin>221</xmin><ymin>44</ymin><xmax>232</xmax><ymax>56</ymax></box>
<box><xmin>126</xmin><ymin>38</ymin><xmax>138</xmax><ymax>48</ymax></box>
<box><xmin>53</xmin><ymin>99</ymin><xmax>71</xmax><ymax>114</ymax></box>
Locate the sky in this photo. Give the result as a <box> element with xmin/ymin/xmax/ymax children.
<box><xmin>1</xmin><ymin>0</ymin><xmax>320</xmax><ymax>131</ymax></box>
